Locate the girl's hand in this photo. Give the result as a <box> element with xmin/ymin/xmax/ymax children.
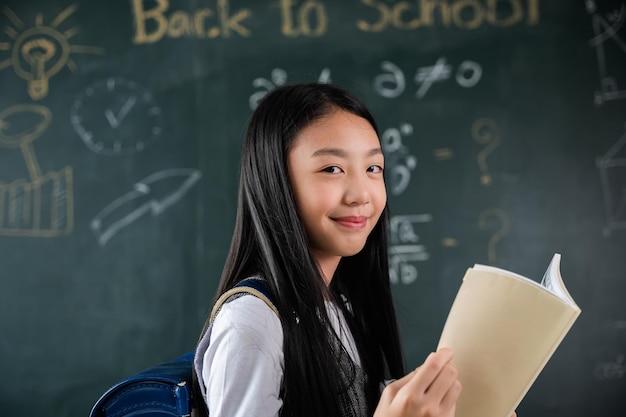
<box><xmin>374</xmin><ymin>348</ymin><xmax>461</xmax><ymax>417</ymax></box>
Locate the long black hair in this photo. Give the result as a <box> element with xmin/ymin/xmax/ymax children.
<box><xmin>193</xmin><ymin>83</ymin><xmax>405</xmax><ymax>417</ymax></box>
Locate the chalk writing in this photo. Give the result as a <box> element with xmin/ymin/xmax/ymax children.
<box><xmin>595</xmin><ymin>354</ymin><xmax>625</xmax><ymax>380</ymax></box>
<box><xmin>249</xmin><ymin>67</ymin><xmax>331</xmax><ymax>109</ymax></box>
<box><xmin>415</xmin><ymin>58</ymin><xmax>481</xmax><ymax>98</ymax></box>
<box><xmin>433</xmin><ymin>147</ymin><xmax>454</xmax><ymax>160</ymax></box>
<box><xmin>0</xmin><ymin>104</ymin><xmax>73</xmax><ymax>236</ymax></box>
<box><xmin>357</xmin><ymin>0</ymin><xmax>541</xmax><ymax>32</ymax></box>
<box><xmin>597</xmin><ymin>127</ymin><xmax>626</xmax><ymax>237</ymax></box>
<box><xmin>131</xmin><ymin>0</ymin><xmax>252</xmax><ymax>43</ymax></box>
<box><xmin>249</xmin><ymin>69</ymin><xmax>288</xmax><ymax>110</ymax></box>
<box><xmin>373</xmin><ymin>59</ymin><xmax>481</xmax><ymax>100</ymax></box>
<box><xmin>455</xmin><ymin>60</ymin><xmax>483</xmax><ymax>87</ymax></box>
<box><xmin>472</xmin><ymin>118</ymin><xmax>500</xmax><ymax>186</ymax></box>
<box><xmin>91</xmin><ymin>168</ymin><xmax>202</xmax><ymax>246</ymax></box>
<box><xmin>415</xmin><ymin>57</ymin><xmax>452</xmax><ymax>98</ymax></box>
<box><xmin>389</xmin><ymin>214</ymin><xmax>432</xmax><ymax>284</ymax></box>
<box><xmin>0</xmin><ymin>5</ymin><xmax>104</xmax><ymax>100</ymax></box>
<box><xmin>127</xmin><ymin>0</ymin><xmax>543</xmax><ymax>45</ymax></box>
<box><xmin>381</xmin><ymin>123</ymin><xmax>417</xmax><ymax>196</ymax></box>
<box><xmin>478</xmin><ymin>208</ymin><xmax>509</xmax><ymax>264</ymax></box>
<box><xmin>373</xmin><ymin>61</ymin><xmax>405</xmax><ymax>98</ymax></box>
<box><xmin>280</xmin><ymin>0</ymin><xmax>328</xmax><ymax>37</ymax></box>
<box><xmin>586</xmin><ymin>1</ymin><xmax>626</xmax><ymax>105</ymax></box>
<box><xmin>70</xmin><ymin>77</ymin><xmax>163</xmax><ymax>156</ymax></box>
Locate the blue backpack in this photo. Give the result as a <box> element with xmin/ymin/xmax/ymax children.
<box><xmin>89</xmin><ymin>278</ymin><xmax>276</xmax><ymax>417</ymax></box>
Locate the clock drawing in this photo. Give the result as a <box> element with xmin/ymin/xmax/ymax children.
<box><xmin>70</xmin><ymin>77</ymin><xmax>163</xmax><ymax>156</ymax></box>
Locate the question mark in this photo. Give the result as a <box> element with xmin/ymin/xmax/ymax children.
<box><xmin>472</xmin><ymin>118</ymin><xmax>500</xmax><ymax>186</ymax></box>
<box><xmin>478</xmin><ymin>208</ymin><xmax>510</xmax><ymax>265</ymax></box>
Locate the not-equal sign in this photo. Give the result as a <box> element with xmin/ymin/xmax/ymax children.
<box><xmin>433</xmin><ymin>147</ymin><xmax>453</xmax><ymax>160</ymax></box>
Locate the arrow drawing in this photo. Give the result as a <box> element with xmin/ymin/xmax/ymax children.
<box><xmin>91</xmin><ymin>168</ymin><xmax>202</xmax><ymax>246</ymax></box>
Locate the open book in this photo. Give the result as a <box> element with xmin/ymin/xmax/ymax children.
<box><xmin>437</xmin><ymin>253</ymin><xmax>581</xmax><ymax>417</ymax></box>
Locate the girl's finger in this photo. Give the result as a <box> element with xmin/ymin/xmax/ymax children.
<box><xmin>407</xmin><ymin>348</ymin><xmax>454</xmax><ymax>394</ymax></box>
<box><xmin>425</xmin><ymin>361</ymin><xmax>459</xmax><ymax>398</ymax></box>
<box><xmin>438</xmin><ymin>367</ymin><xmax>462</xmax><ymax>412</ymax></box>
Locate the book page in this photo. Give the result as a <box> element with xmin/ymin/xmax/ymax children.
<box><xmin>473</xmin><ymin>254</ymin><xmax>579</xmax><ymax>308</ymax></box>
<box><xmin>540</xmin><ymin>254</ymin><xmax>578</xmax><ymax>307</ymax></box>
<box><xmin>438</xmin><ymin>267</ymin><xmax>581</xmax><ymax>417</ymax></box>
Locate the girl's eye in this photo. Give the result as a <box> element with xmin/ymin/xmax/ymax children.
<box><xmin>322</xmin><ymin>166</ymin><xmax>342</xmax><ymax>174</ymax></box>
<box><xmin>368</xmin><ymin>165</ymin><xmax>384</xmax><ymax>174</ymax></box>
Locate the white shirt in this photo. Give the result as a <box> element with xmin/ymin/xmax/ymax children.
<box><xmin>194</xmin><ymin>294</ymin><xmax>360</xmax><ymax>417</ymax></box>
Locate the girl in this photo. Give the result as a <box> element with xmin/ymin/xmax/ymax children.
<box><xmin>193</xmin><ymin>82</ymin><xmax>462</xmax><ymax>417</ymax></box>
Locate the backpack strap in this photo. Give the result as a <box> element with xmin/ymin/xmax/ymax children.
<box><xmin>209</xmin><ymin>277</ymin><xmax>279</xmax><ymax>324</ymax></box>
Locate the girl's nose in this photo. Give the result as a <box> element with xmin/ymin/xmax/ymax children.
<box><xmin>343</xmin><ymin>174</ymin><xmax>370</xmax><ymax>206</ymax></box>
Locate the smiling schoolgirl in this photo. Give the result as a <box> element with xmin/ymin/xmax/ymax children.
<box><xmin>193</xmin><ymin>83</ymin><xmax>462</xmax><ymax>417</ymax></box>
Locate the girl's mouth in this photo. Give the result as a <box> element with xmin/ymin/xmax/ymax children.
<box><xmin>332</xmin><ymin>216</ymin><xmax>368</xmax><ymax>229</ymax></box>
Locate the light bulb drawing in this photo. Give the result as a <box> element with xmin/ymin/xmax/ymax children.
<box><xmin>0</xmin><ymin>5</ymin><xmax>104</xmax><ymax>100</ymax></box>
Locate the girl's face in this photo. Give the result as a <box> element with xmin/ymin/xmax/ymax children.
<box><xmin>288</xmin><ymin>109</ymin><xmax>387</xmax><ymax>281</ymax></box>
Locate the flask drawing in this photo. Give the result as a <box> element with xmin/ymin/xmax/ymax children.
<box><xmin>0</xmin><ymin>104</ymin><xmax>73</xmax><ymax>236</ymax></box>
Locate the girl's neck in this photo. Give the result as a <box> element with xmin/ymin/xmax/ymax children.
<box><xmin>313</xmin><ymin>253</ymin><xmax>341</xmax><ymax>285</ymax></box>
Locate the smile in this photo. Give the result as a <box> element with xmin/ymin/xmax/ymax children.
<box><xmin>332</xmin><ymin>216</ymin><xmax>368</xmax><ymax>229</ymax></box>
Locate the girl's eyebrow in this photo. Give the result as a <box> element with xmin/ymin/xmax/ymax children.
<box><xmin>311</xmin><ymin>147</ymin><xmax>383</xmax><ymax>158</ymax></box>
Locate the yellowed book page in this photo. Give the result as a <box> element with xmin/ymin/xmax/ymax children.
<box><xmin>437</xmin><ymin>269</ymin><xmax>580</xmax><ymax>417</ymax></box>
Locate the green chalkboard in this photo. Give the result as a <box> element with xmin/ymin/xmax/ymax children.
<box><xmin>0</xmin><ymin>1</ymin><xmax>624</xmax><ymax>416</ymax></box>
